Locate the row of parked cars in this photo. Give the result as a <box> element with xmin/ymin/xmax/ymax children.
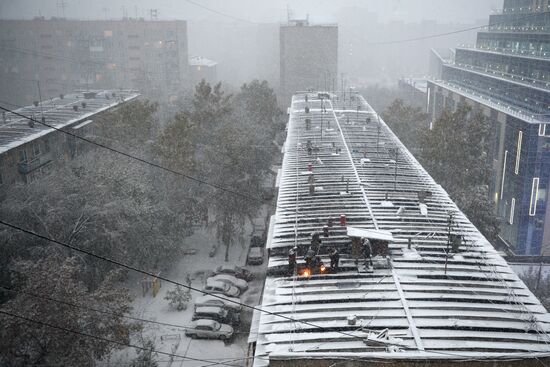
<box><xmin>185</xmin><ymin>265</ymin><xmax>252</xmax><ymax>340</ymax></box>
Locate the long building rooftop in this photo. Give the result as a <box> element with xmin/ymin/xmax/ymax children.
<box><xmin>0</xmin><ymin>90</ymin><xmax>140</xmax><ymax>155</ymax></box>
<box><xmin>250</xmin><ymin>91</ymin><xmax>550</xmax><ymax>366</ymax></box>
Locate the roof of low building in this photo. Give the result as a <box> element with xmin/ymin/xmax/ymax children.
<box><xmin>0</xmin><ymin>90</ymin><xmax>140</xmax><ymax>155</ymax></box>
<box><xmin>189</xmin><ymin>56</ymin><xmax>218</xmax><ymax>67</ymax></box>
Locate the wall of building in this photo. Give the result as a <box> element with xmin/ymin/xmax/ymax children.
<box><xmin>427</xmin><ymin>81</ymin><xmax>550</xmax><ymax>255</ymax></box>
<box><xmin>279</xmin><ymin>23</ymin><xmax>338</xmax><ymax>104</ymax></box>
<box><xmin>0</xmin><ymin>97</ymin><xmax>134</xmax><ymax>195</ymax></box>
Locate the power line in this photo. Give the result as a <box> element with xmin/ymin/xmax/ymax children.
<box><xmin>0</xmin><ymin>218</ymin><xmax>371</xmax><ymax>340</ymax></box>
<box><xmin>5</xmin><ymin>95</ymin><xmax>547</xmax><ymax>361</ymax></box>
<box><xmin>0</xmin><ymin>285</ymin><xmax>254</xmax><ymax>335</ymax></box>
<box><xmin>182</xmin><ymin>0</ymin><xmax>258</xmax><ymax>24</ymax></box>
<box><xmin>0</xmin><ymin>309</ymin><xmax>243</xmax><ymax>367</ymax></box>
<box><xmin>366</xmin><ymin>10</ymin><xmax>550</xmax><ymax>45</ymax></box>
<box><xmin>0</xmin><ymin>103</ymin><xmax>302</xmax><ymax>216</ymax></box>
<box><xmin>0</xmin><ymin>105</ymin><xmax>266</xmax><ymax>207</ymax></box>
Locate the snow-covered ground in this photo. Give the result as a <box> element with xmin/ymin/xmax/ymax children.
<box><xmin>105</xmin><ymin>209</ymin><xmax>270</xmax><ymax>366</ymax></box>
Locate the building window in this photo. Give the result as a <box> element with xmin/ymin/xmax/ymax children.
<box><xmin>530</xmin><ymin>177</ymin><xmax>540</xmax><ymax>216</ymax></box>
<box><xmin>515</xmin><ymin>130</ymin><xmax>522</xmax><ymax>174</ymax></box>
<box><xmin>44</xmin><ymin>138</ymin><xmax>50</xmax><ymax>153</ymax></box>
<box><xmin>18</xmin><ymin>149</ymin><xmax>27</xmax><ymax>163</ymax></box>
<box><xmin>32</xmin><ymin>142</ymin><xmax>40</xmax><ymax>156</ymax></box>
<box><xmin>509</xmin><ymin>198</ymin><xmax>515</xmax><ymax>225</ymax></box>
<box><xmin>540</xmin><ymin>123</ymin><xmax>549</xmax><ymax>137</ymax></box>
<box><xmin>500</xmin><ymin>150</ymin><xmax>508</xmax><ymax>199</ymax></box>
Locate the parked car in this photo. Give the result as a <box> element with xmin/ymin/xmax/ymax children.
<box><xmin>247</xmin><ymin>246</ymin><xmax>265</xmax><ymax>265</ymax></box>
<box><xmin>209</xmin><ymin>274</ymin><xmax>248</xmax><ymax>292</ymax></box>
<box><xmin>204</xmin><ymin>279</ymin><xmax>240</xmax><ymax>297</ymax></box>
<box><xmin>185</xmin><ymin>319</ymin><xmax>233</xmax><ymax>340</ymax></box>
<box><xmin>213</xmin><ymin>265</ymin><xmax>253</xmax><ymax>281</ymax></box>
<box><xmin>192</xmin><ymin>306</ymin><xmax>240</xmax><ymax>326</ymax></box>
<box><xmin>250</xmin><ymin>235</ymin><xmax>264</xmax><ymax>248</ymax></box>
<box><xmin>195</xmin><ymin>294</ymin><xmax>242</xmax><ymax>312</ymax></box>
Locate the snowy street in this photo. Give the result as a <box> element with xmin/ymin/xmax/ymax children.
<box><xmin>107</xmin><ymin>213</ymin><xmax>269</xmax><ymax>366</ymax></box>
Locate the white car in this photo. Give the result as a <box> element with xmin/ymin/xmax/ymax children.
<box><xmin>208</xmin><ymin>274</ymin><xmax>248</xmax><ymax>292</ymax></box>
<box><xmin>204</xmin><ymin>279</ymin><xmax>240</xmax><ymax>297</ymax></box>
<box><xmin>195</xmin><ymin>294</ymin><xmax>242</xmax><ymax>312</ymax></box>
<box><xmin>185</xmin><ymin>319</ymin><xmax>234</xmax><ymax>340</ymax></box>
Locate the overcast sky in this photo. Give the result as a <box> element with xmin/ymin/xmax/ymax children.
<box><xmin>1</xmin><ymin>0</ymin><xmax>503</xmax><ymax>24</ymax></box>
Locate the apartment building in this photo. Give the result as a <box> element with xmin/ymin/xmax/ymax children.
<box><xmin>279</xmin><ymin>19</ymin><xmax>338</xmax><ymax>104</ymax></box>
<box><xmin>0</xmin><ymin>18</ymin><xmax>187</xmax><ymax>105</ymax></box>
<box><xmin>0</xmin><ymin>89</ymin><xmax>139</xmax><ymax>194</ymax></box>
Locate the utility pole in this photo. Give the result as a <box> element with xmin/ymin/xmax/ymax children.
<box><xmin>536</xmin><ymin>255</ymin><xmax>543</xmax><ymax>291</ymax></box>
<box><xmin>376</xmin><ymin>114</ymin><xmax>381</xmax><ymax>155</ymax></box>
<box><xmin>341</xmin><ymin>73</ymin><xmax>344</xmax><ymax>102</ymax></box>
<box><xmin>393</xmin><ymin>149</ymin><xmax>398</xmax><ymax>191</ymax></box>
<box><xmin>36</xmin><ymin>80</ymin><xmax>44</xmax><ymax>120</ymax></box>
<box><xmin>444</xmin><ymin>213</ymin><xmax>454</xmax><ymax>275</ymax></box>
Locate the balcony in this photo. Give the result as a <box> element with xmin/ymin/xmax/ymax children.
<box><xmin>17</xmin><ymin>154</ymin><xmax>52</xmax><ymax>175</ymax></box>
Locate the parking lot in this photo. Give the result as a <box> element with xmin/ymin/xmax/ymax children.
<box><xmin>106</xmin><ymin>222</ymin><xmax>268</xmax><ymax>366</ymax></box>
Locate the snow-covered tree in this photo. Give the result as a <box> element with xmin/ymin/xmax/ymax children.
<box><xmin>164</xmin><ymin>285</ymin><xmax>191</xmax><ymax>311</ymax></box>
<box><xmin>419</xmin><ymin>104</ymin><xmax>499</xmax><ymax>243</ymax></box>
<box><xmin>0</xmin><ymin>255</ymin><xmax>137</xmax><ymax>366</ymax></box>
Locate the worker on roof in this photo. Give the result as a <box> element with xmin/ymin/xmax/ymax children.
<box><xmin>363</xmin><ymin>238</ymin><xmax>374</xmax><ymax>269</ymax></box>
<box><xmin>329</xmin><ymin>247</ymin><xmax>340</xmax><ymax>273</ymax></box>
<box><xmin>311</xmin><ymin>231</ymin><xmax>321</xmax><ymax>252</ymax></box>
<box><xmin>288</xmin><ymin>247</ymin><xmax>296</xmax><ymax>276</ymax></box>
<box><xmin>304</xmin><ymin>247</ymin><xmax>315</xmax><ymax>270</ymax></box>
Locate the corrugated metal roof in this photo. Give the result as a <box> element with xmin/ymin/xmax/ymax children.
<box><xmin>252</xmin><ymin>92</ymin><xmax>550</xmax><ymax>365</ymax></box>
<box><xmin>0</xmin><ymin>90</ymin><xmax>140</xmax><ymax>154</ymax></box>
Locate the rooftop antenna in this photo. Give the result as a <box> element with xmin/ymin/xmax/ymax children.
<box><xmin>56</xmin><ymin>0</ymin><xmax>67</xmax><ymax>18</ymax></box>
<box><xmin>286</xmin><ymin>4</ymin><xmax>293</xmax><ymax>23</ymax></box>
<box><xmin>150</xmin><ymin>9</ymin><xmax>158</xmax><ymax>20</ymax></box>
<box><xmin>102</xmin><ymin>7</ymin><xmax>109</xmax><ymax>20</ymax></box>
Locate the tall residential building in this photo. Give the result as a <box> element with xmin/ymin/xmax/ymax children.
<box><xmin>0</xmin><ymin>18</ymin><xmax>188</xmax><ymax>106</ymax></box>
<box><xmin>279</xmin><ymin>19</ymin><xmax>338</xmax><ymax>104</ymax></box>
<box><xmin>427</xmin><ymin>0</ymin><xmax>550</xmax><ymax>255</ymax></box>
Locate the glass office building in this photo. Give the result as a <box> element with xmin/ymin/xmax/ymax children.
<box><xmin>427</xmin><ymin>0</ymin><xmax>550</xmax><ymax>255</ymax></box>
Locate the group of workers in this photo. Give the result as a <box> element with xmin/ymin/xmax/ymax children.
<box><xmin>287</xmin><ymin>223</ymin><xmax>374</xmax><ymax>276</ymax></box>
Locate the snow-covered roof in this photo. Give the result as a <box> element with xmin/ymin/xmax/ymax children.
<box><xmin>189</xmin><ymin>56</ymin><xmax>218</xmax><ymax>67</ymax></box>
<box><xmin>428</xmin><ymin>79</ymin><xmax>550</xmax><ymax>124</ymax></box>
<box><xmin>251</xmin><ymin>91</ymin><xmax>550</xmax><ymax>366</ymax></box>
<box><xmin>400</xmin><ymin>78</ymin><xmax>428</xmax><ymax>93</ymax></box>
<box><xmin>0</xmin><ymin>90</ymin><xmax>140</xmax><ymax>155</ymax></box>
<box><xmin>347</xmin><ymin>226</ymin><xmax>394</xmax><ymax>241</ymax></box>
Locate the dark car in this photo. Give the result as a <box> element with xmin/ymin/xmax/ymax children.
<box><xmin>247</xmin><ymin>246</ymin><xmax>264</xmax><ymax>265</ymax></box>
<box><xmin>247</xmin><ymin>235</ymin><xmax>265</xmax><ymax>265</ymax></box>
